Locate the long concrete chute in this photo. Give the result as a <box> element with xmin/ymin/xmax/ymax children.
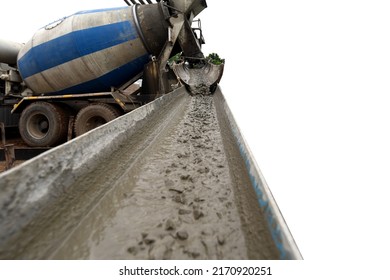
<box><xmin>0</xmin><ymin>86</ymin><xmax>301</xmax><ymax>260</ymax></box>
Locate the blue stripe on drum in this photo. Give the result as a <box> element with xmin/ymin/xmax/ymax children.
<box><xmin>53</xmin><ymin>53</ymin><xmax>150</xmax><ymax>94</ymax></box>
<box><xmin>18</xmin><ymin>21</ymin><xmax>139</xmax><ymax>79</ymax></box>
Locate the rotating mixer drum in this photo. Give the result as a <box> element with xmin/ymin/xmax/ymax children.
<box><xmin>17</xmin><ymin>4</ymin><xmax>168</xmax><ymax>95</ymax></box>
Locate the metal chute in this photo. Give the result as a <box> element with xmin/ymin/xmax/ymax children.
<box><xmin>171</xmin><ymin>59</ymin><xmax>224</xmax><ymax>95</ymax></box>
<box><xmin>138</xmin><ymin>0</ymin><xmax>223</xmax><ymax>97</ymax></box>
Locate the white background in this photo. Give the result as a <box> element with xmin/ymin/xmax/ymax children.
<box><xmin>2</xmin><ymin>0</ymin><xmax>390</xmax><ymax>278</ymax></box>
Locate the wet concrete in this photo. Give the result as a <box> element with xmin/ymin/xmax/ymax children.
<box><xmin>172</xmin><ymin>61</ymin><xmax>223</xmax><ymax>96</ymax></box>
<box><xmin>187</xmin><ymin>68</ymin><xmax>211</xmax><ymax>95</ymax></box>
<box><xmin>0</xmin><ymin>87</ymin><xmax>280</xmax><ymax>259</ymax></box>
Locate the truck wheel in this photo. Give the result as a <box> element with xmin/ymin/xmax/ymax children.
<box><xmin>74</xmin><ymin>103</ymin><xmax>121</xmax><ymax>136</ymax></box>
<box><xmin>19</xmin><ymin>102</ymin><xmax>69</xmax><ymax>147</ymax></box>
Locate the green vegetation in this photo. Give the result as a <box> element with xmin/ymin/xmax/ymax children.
<box><xmin>168</xmin><ymin>52</ymin><xmax>225</xmax><ymax>66</ymax></box>
<box><xmin>168</xmin><ymin>52</ymin><xmax>183</xmax><ymax>65</ymax></box>
<box><xmin>206</xmin><ymin>53</ymin><xmax>225</xmax><ymax>65</ymax></box>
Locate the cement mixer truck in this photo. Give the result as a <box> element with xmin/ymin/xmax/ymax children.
<box><xmin>0</xmin><ymin>0</ymin><xmax>223</xmax><ymax>147</ymax></box>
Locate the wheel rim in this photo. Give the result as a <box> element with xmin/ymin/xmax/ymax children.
<box><xmin>85</xmin><ymin>116</ymin><xmax>107</xmax><ymax>131</ymax></box>
<box><xmin>26</xmin><ymin>112</ymin><xmax>50</xmax><ymax>139</ymax></box>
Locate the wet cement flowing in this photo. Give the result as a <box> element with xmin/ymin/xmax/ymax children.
<box><xmin>3</xmin><ymin>91</ymin><xmax>279</xmax><ymax>259</ymax></box>
<box><xmin>187</xmin><ymin>67</ymin><xmax>211</xmax><ymax>96</ymax></box>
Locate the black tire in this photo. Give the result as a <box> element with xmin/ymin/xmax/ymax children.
<box><xmin>19</xmin><ymin>102</ymin><xmax>69</xmax><ymax>147</ymax></box>
<box><xmin>74</xmin><ymin>103</ymin><xmax>121</xmax><ymax>137</ymax></box>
